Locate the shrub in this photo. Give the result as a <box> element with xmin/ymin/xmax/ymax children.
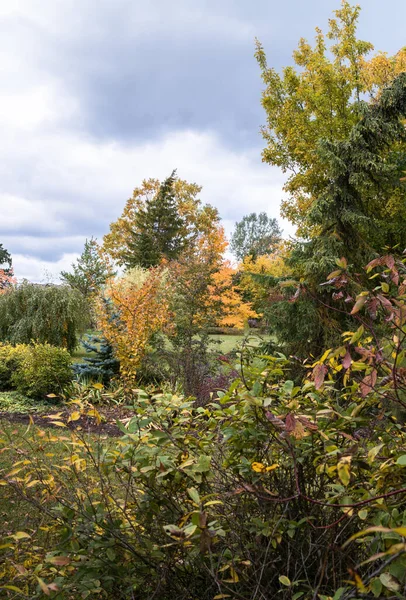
<box><xmin>10</xmin><ymin>343</ymin><xmax>73</xmax><ymax>399</ymax></box>
<box><xmin>0</xmin><ymin>343</ymin><xmax>28</xmax><ymax>391</ymax></box>
<box><xmin>2</xmin><ymin>253</ymin><xmax>406</xmax><ymax>598</ymax></box>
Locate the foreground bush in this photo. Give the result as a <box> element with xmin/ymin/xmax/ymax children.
<box><xmin>1</xmin><ymin>254</ymin><xmax>406</xmax><ymax>598</ymax></box>
<box><xmin>0</xmin><ymin>342</ymin><xmax>73</xmax><ymax>399</ymax></box>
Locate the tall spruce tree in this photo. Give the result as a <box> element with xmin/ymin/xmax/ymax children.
<box><xmin>267</xmin><ymin>73</ymin><xmax>406</xmax><ymax>359</ymax></box>
<box><xmin>124</xmin><ymin>170</ymin><xmax>186</xmax><ymax>269</ymax></box>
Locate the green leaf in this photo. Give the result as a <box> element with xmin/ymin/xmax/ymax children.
<box><xmin>195</xmin><ymin>455</ymin><xmax>211</xmax><ymax>473</ymax></box>
<box><xmin>0</xmin><ymin>586</ymin><xmax>25</xmax><ymax>594</ymax></box>
<box><xmin>187</xmin><ymin>487</ymin><xmax>201</xmax><ymax>505</ymax></box>
<box><xmin>379</xmin><ymin>572</ymin><xmax>400</xmax><ymax>592</ymax></box>
<box><xmin>370</xmin><ymin>578</ymin><xmax>382</xmax><ymax>598</ymax></box>
<box><xmin>279</xmin><ymin>575</ymin><xmax>291</xmax><ymax>586</ymax></box>
<box><xmin>396</xmin><ymin>455</ymin><xmax>406</xmax><ymax>466</ymax></box>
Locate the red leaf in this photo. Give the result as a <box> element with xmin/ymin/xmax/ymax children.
<box><xmin>384</xmin><ymin>255</ymin><xmax>395</xmax><ymax>269</ymax></box>
<box><xmin>366</xmin><ymin>257</ymin><xmax>384</xmax><ymax>270</ymax></box>
<box><xmin>285</xmin><ymin>413</ymin><xmax>305</xmax><ymax>439</ymax></box>
<box><xmin>313</xmin><ymin>364</ymin><xmax>328</xmax><ymax>390</ymax></box>
<box><xmin>360</xmin><ymin>369</ymin><xmax>377</xmax><ymax>397</ymax></box>
<box><xmin>297</xmin><ymin>416</ymin><xmax>318</xmax><ymax>431</ymax></box>
<box><xmin>342</xmin><ymin>350</ymin><xmax>352</xmax><ymax>370</ymax></box>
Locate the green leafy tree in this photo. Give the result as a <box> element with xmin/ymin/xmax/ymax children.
<box><xmin>123</xmin><ymin>170</ymin><xmax>186</xmax><ymax>268</ymax></box>
<box><xmin>60</xmin><ymin>238</ymin><xmax>111</xmax><ymax>298</ymax></box>
<box><xmin>0</xmin><ymin>282</ymin><xmax>90</xmax><ymax>353</ymax></box>
<box><xmin>255</xmin><ymin>1</ymin><xmax>406</xmax><ymax>237</ymax></box>
<box><xmin>230</xmin><ymin>212</ymin><xmax>282</xmax><ymax>261</ymax></box>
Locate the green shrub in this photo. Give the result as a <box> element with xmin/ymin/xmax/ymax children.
<box><xmin>10</xmin><ymin>343</ymin><xmax>73</xmax><ymax>399</ymax></box>
<box><xmin>0</xmin><ymin>343</ymin><xmax>29</xmax><ymax>391</ymax></box>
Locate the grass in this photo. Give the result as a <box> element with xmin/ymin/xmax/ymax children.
<box><xmin>72</xmin><ymin>329</ymin><xmax>271</xmax><ymax>361</ymax></box>
<box><xmin>0</xmin><ymin>391</ymin><xmax>54</xmax><ymax>414</ymax></box>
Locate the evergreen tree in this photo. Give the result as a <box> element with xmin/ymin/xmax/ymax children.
<box><xmin>267</xmin><ymin>73</ymin><xmax>406</xmax><ymax>359</ymax></box>
<box><xmin>123</xmin><ymin>170</ymin><xmax>186</xmax><ymax>268</ymax></box>
<box><xmin>72</xmin><ymin>334</ymin><xmax>120</xmax><ymax>385</ymax></box>
<box><xmin>230</xmin><ymin>213</ymin><xmax>282</xmax><ymax>261</ymax></box>
<box><xmin>60</xmin><ymin>238</ymin><xmax>111</xmax><ymax>298</ymax></box>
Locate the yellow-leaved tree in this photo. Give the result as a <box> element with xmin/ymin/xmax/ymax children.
<box><xmin>238</xmin><ymin>248</ymin><xmax>292</xmax><ymax>313</ymax></box>
<box><xmin>208</xmin><ymin>262</ymin><xmax>258</xmax><ymax>328</ymax></box>
<box><xmin>255</xmin><ymin>1</ymin><xmax>406</xmax><ymax>237</ymax></box>
<box><xmin>96</xmin><ymin>266</ymin><xmax>170</xmax><ymax>384</ymax></box>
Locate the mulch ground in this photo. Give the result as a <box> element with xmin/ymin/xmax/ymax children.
<box><xmin>0</xmin><ymin>405</ymin><xmax>136</xmax><ymax>437</ymax></box>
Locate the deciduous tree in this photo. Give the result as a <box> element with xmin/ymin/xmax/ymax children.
<box><xmin>255</xmin><ymin>1</ymin><xmax>406</xmax><ymax>236</ymax></box>
<box><xmin>230</xmin><ymin>212</ymin><xmax>281</xmax><ymax>261</ymax></box>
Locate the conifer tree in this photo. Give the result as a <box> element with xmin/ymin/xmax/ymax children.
<box><xmin>60</xmin><ymin>238</ymin><xmax>111</xmax><ymax>298</ymax></box>
<box><xmin>267</xmin><ymin>73</ymin><xmax>406</xmax><ymax>359</ymax></box>
<box><xmin>124</xmin><ymin>170</ymin><xmax>186</xmax><ymax>268</ymax></box>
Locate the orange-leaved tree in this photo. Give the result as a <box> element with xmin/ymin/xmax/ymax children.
<box><xmin>96</xmin><ymin>266</ymin><xmax>171</xmax><ymax>384</ymax></box>
<box><xmin>208</xmin><ymin>261</ymin><xmax>258</xmax><ymax>328</ymax></box>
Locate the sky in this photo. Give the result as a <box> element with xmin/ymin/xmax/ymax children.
<box><xmin>1</xmin><ymin>0</ymin><xmax>405</xmax><ymax>281</ymax></box>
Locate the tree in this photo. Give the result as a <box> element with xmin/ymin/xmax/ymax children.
<box><xmin>0</xmin><ymin>283</ymin><xmax>89</xmax><ymax>353</ymax></box>
<box><xmin>238</xmin><ymin>250</ymin><xmax>292</xmax><ymax>315</ymax></box>
<box><xmin>60</xmin><ymin>238</ymin><xmax>112</xmax><ymax>298</ymax></box>
<box><xmin>0</xmin><ymin>243</ymin><xmax>15</xmax><ymax>293</ymax></box>
<box><xmin>208</xmin><ymin>262</ymin><xmax>258</xmax><ymax>328</ymax></box>
<box><xmin>102</xmin><ymin>174</ymin><xmax>227</xmax><ymax>269</ymax></box>
<box><xmin>255</xmin><ymin>1</ymin><xmax>406</xmax><ymax>236</ymax></box>
<box><xmin>267</xmin><ymin>73</ymin><xmax>406</xmax><ymax>359</ymax></box>
<box><xmin>72</xmin><ymin>329</ymin><xmax>120</xmax><ymax>385</ymax></box>
<box><xmin>96</xmin><ymin>267</ymin><xmax>170</xmax><ymax>385</ymax></box>
<box><xmin>230</xmin><ymin>212</ymin><xmax>282</xmax><ymax>261</ymax></box>
<box><xmin>122</xmin><ymin>171</ymin><xmax>187</xmax><ymax>268</ymax></box>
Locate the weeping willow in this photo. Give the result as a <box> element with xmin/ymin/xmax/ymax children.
<box><xmin>0</xmin><ymin>282</ymin><xmax>90</xmax><ymax>353</ymax></box>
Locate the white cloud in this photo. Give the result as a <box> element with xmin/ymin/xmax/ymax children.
<box><xmin>0</xmin><ymin>0</ymin><xmax>299</xmax><ymax>284</ymax></box>
<box><xmin>2</xmin><ymin>125</ymin><xmax>291</xmax><ymax>281</ymax></box>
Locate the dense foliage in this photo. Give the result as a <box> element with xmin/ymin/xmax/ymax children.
<box><xmin>0</xmin><ymin>342</ymin><xmax>72</xmax><ymax>399</ymax></box>
<box><xmin>256</xmin><ymin>1</ymin><xmax>406</xmax><ymax>237</ymax></box>
<box><xmin>0</xmin><ymin>283</ymin><xmax>90</xmax><ymax>353</ymax></box>
<box><xmin>2</xmin><ymin>253</ymin><xmax>406</xmax><ymax>598</ymax></box>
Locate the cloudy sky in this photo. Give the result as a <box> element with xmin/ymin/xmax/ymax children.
<box><xmin>1</xmin><ymin>0</ymin><xmax>405</xmax><ymax>281</ymax></box>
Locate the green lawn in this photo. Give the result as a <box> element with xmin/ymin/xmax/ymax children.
<box><xmin>72</xmin><ymin>330</ymin><xmax>271</xmax><ymax>361</ymax></box>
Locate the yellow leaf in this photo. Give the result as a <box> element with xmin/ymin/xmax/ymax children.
<box><xmin>12</xmin><ymin>531</ymin><xmax>31</xmax><ymax>540</ymax></box>
<box><xmin>69</xmin><ymin>411</ymin><xmax>81</xmax><ymax>422</ymax></box>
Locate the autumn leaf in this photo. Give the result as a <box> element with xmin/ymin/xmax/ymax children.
<box><xmin>360</xmin><ymin>369</ymin><xmax>377</xmax><ymax>397</ymax></box>
<box><xmin>342</xmin><ymin>350</ymin><xmax>352</xmax><ymax>369</ymax></box>
<box><xmin>285</xmin><ymin>413</ymin><xmax>305</xmax><ymax>439</ymax></box>
<box><xmin>313</xmin><ymin>364</ymin><xmax>328</xmax><ymax>389</ymax></box>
